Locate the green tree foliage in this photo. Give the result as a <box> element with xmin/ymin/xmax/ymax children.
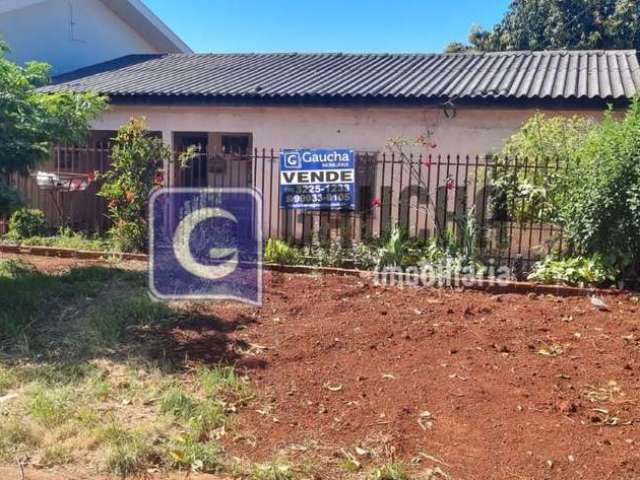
<box><xmin>0</xmin><ymin>41</ymin><xmax>106</xmax><ymax>176</ymax></box>
<box><xmin>447</xmin><ymin>0</ymin><xmax>640</xmax><ymax>52</ymax></box>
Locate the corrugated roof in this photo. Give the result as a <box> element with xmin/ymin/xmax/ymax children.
<box><xmin>40</xmin><ymin>50</ymin><xmax>640</xmax><ymax>103</ymax></box>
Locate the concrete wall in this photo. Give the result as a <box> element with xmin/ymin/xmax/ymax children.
<box><xmin>91</xmin><ymin>103</ymin><xmax>603</xmax><ymax>156</ymax></box>
<box><xmin>0</xmin><ymin>0</ymin><xmax>157</xmax><ymax>74</ymax></box>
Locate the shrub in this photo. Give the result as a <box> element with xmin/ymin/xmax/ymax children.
<box><xmin>492</xmin><ymin>113</ymin><xmax>594</xmax><ymax>223</ymax></box>
<box><xmin>264</xmin><ymin>239</ymin><xmax>302</xmax><ymax>264</ymax></box>
<box><xmin>7</xmin><ymin>208</ymin><xmax>48</xmax><ymax>238</ymax></box>
<box><xmin>98</xmin><ymin>118</ymin><xmax>195</xmax><ymax>253</ymax></box>
<box><xmin>555</xmin><ymin>101</ymin><xmax>640</xmax><ymax>270</ymax></box>
<box><xmin>528</xmin><ymin>255</ymin><xmax>619</xmax><ymax>286</ymax></box>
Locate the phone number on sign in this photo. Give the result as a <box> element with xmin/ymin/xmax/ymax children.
<box><xmin>284</xmin><ymin>192</ymin><xmax>353</xmax><ymax>204</ymax></box>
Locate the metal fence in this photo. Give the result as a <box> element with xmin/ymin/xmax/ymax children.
<box><xmin>178</xmin><ymin>149</ymin><xmax>563</xmax><ymax>269</ymax></box>
<box><xmin>7</xmin><ymin>146</ymin><xmax>564</xmax><ymax>269</ymax></box>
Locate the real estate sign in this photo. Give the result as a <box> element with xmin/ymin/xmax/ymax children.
<box><xmin>279</xmin><ymin>149</ymin><xmax>356</xmax><ymax>210</ymax></box>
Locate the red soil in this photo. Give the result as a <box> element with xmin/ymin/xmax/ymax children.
<box><xmin>3</xmin><ymin>254</ymin><xmax>640</xmax><ymax>479</ymax></box>
<box><xmin>211</xmin><ymin>273</ymin><xmax>640</xmax><ymax>480</ymax></box>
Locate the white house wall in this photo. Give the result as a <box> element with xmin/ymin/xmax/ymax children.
<box><xmin>92</xmin><ymin>104</ymin><xmax>603</xmax><ymax>156</ymax></box>
<box><xmin>0</xmin><ymin>0</ymin><xmax>158</xmax><ymax>73</ymax></box>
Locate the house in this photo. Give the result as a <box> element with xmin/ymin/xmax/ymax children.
<box><xmin>0</xmin><ymin>0</ymin><xmax>190</xmax><ymax>74</ymax></box>
<box><xmin>41</xmin><ymin>49</ymin><xmax>640</xmax><ymax>165</ymax></box>
<box><xmin>29</xmin><ymin>49</ymin><xmax>640</xmax><ymax>250</ymax></box>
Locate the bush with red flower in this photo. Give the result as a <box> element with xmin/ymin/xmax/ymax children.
<box><xmin>98</xmin><ymin>118</ymin><xmax>195</xmax><ymax>252</ymax></box>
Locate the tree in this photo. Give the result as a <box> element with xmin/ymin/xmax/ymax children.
<box><xmin>0</xmin><ymin>41</ymin><xmax>106</xmax><ymax>176</ymax></box>
<box><xmin>449</xmin><ymin>0</ymin><xmax>640</xmax><ymax>52</ymax></box>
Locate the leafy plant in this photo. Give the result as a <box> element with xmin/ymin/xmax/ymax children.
<box><xmin>0</xmin><ymin>40</ymin><xmax>105</xmax><ymax>177</ymax></box>
<box><xmin>378</xmin><ymin>225</ymin><xmax>419</xmax><ymax>268</ymax></box>
<box><xmin>264</xmin><ymin>238</ymin><xmax>302</xmax><ymax>265</ymax></box>
<box><xmin>492</xmin><ymin>113</ymin><xmax>594</xmax><ymax>223</ymax></box>
<box><xmin>7</xmin><ymin>208</ymin><xmax>48</xmax><ymax>238</ymax></box>
<box><xmin>252</xmin><ymin>462</ymin><xmax>294</xmax><ymax>480</ymax></box>
<box><xmin>555</xmin><ymin>101</ymin><xmax>640</xmax><ymax>270</ymax></box>
<box><xmin>98</xmin><ymin>118</ymin><xmax>195</xmax><ymax>252</ymax></box>
<box><xmin>528</xmin><ymin>255</ymin><xmax>619</xmax><ymax>286</ymax></box>
<box><xmin>168</xmin><ymin>434</ymin><xmax>222</xmax><ymax>473</ymax></box>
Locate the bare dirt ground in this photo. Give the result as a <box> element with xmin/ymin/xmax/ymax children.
<box><xmin>2</xmin><ymin>254</ymin><xmax>640</xmax><ymax>480</ymax></box>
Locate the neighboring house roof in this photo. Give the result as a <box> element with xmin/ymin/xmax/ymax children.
<box><xmin>101</xmin><ymin>0</ymin><xmax>191</xmax><ymax>54</ymax></box>
<box><xmin>41</xmin><ymin>50</ymin><xmax>640</xmax><ymax>105</ymax></box>
<box><xmin>0</xmin><ymin>0</ymin><xmax>191</xmax><ymax>54</ymax></box>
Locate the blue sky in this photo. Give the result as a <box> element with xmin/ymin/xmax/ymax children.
<box><xmin>144</xmin><ymin>0</ymin><xmax>511</xmax><ymax>54</ymax></box>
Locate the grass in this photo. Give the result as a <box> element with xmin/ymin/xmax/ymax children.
<box><xmin>40</xmin><ymin>445</ymin><xmax>74</xmax><ymax>466</ymax></box>
<box><xmin>371</xmin><ymin>463</ymin><xmax>411</xmax><ymax>480</ymax></box>
<box><xmin>0</xmin><ymin>259</ymin><xmax>243</xmax><ymax>476</ymax></box>
<box><xmin>0</xmin><ymin>257</ymin><xmax>415</xmax><ymax>479</ymax></box>
<box><xmin>0</xmin><ymin>419</ymin><xmax>39</xmax><ymax>462</ymax></box>
<box><xmin>100</xmin><ymin>425</ymin><xmax>159</xmax><ymax>476</ymax></box>
<box><xmin>0</xmin><ymin>260</ymin><xmax>115</xmax><ymax>342</ymax></box>
<box><xmin>252</xmin><ymin>462</ymin><xmax>295</xmax><ymax>480</ymax></box>
<box><xmin>26</xmin><ymin>385</ymin><xmax>74</xmax><ymax>427</ymax></box>
<box><xmin>2</xmin><ymin>228</ymin><xmax>112</xmax><ymax>252</ymax></box>
<box><xmin>167</xmin><ymin>433</ymin><xmax>223</xmax><ymax>473</ymax></box>
<box><xmin>198</xmin><ymin>364</ymin><xmax>251</xmax><ymax>398</ymax></box>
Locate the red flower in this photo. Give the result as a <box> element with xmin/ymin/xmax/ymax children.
<box><xmin>421</xmin><ymin>158</ymin><xmax>432</xmax><ymax>167</ymax></box>
<box><xmin>446</xmin><ymin>178</ymin><xmax>455</xmax><ymax>191</ymax></box>
<box><xmin>108</xmin><ymin>199</ymin><xmax>117</xmax><ymax>210</ymax></box>
<box><xmin>154</xmin><ymin>171</ymin><xmax>164</xmax><ymax>186</ymax></box>
<box><xmin>86</xmin><ymin>171</ymin><xmax>96</xmax><ymax>182</ymax></box>
<box><xmin>370</xmin><ymin>198</ymin><xmax>382</xmax><ymax>207</ymax></box>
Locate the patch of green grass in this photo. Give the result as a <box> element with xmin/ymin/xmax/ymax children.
<box><xmin>0</xmin><ymin>258</ymin><xmax>37</xmax><ymax>278</ymax></box>
<box><xmin>100</xmin><ymin>424</ymin><xmax>160</xmax><ymax>476</ymax></box>
<box><xmin>86</xmin><ymin>295</ymin><xmax>174</xmax><ymax>349</ymax></box>
<box><xmin>161</xmin><ymin>386</ymin><xmax>198</xmax><ymax>418</ymax></box>
<box><xmin>168</xmin><ymin>433</ymin><xmax>223</xmax><ymax>473</ymax></box>
<box><xmin>27</xmin><ymin>385</ymin><xmax>74</xmax><ymax>427</ymax></box>
<box><xmin>6</xmin><ymin>228</ymin><xmax>112</xmax><ymax>252</ymax></box>
<box><xmin>371</xmin><ymin>463</ymin><xmax>410</xmax><ymax>480</ymax></box>
<box><xmin>0</xmin><ymin>264</ymin><xmax>123</xmax><ymax>343</ymax></box>
<box><xmin>252</xmin><ymin>462</ymin><xmax>295</xmax><ymax>480</ymax></box>
<box><xmin>19</xmin><ymin>363</ymin><xmax>97</xmax><ymax>386</ymax></box>
<box><xmin>198</xmin><ymin>365</ymin><xmax>250</xmax><ymax>398</ymax></box>
<box><xmin>188</xmin><ymin>399</ymin><xmax>226</xmax><ymax>441</ymax></box>
<box><xmin>40</xmin><ymin>445</ymin><xmax>74</xmax><ymax>466</ymax></box>
<box><xmin>161</xmin><ymin>385</ymin><xmax>226</xmax><ymax>441</ymax></box>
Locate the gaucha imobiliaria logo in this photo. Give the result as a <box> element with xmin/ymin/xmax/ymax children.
<box><xmin>149</xmin><ymin>188</ymin><xmax>262</xmax><ymax>305</ymax></box>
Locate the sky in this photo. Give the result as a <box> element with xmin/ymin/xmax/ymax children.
<box><xmin>144</xmin><ymin>0</ymin><xmax>511</xmax><ymax>54</ymax></box>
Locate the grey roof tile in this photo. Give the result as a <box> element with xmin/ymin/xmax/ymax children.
<box><xmin>40</xmin><ymin>50</ymin><xmax>640</xmax><ymax>102</ymax></box>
